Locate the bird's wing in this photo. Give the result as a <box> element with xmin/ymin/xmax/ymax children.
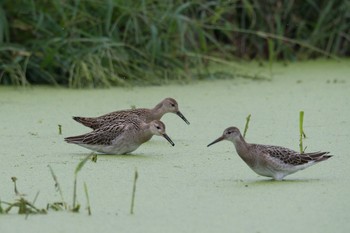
<box><xmin>66</xmin><ymin>123</ymin><xmax>130</xmax><ymax>145</ymax></box>
<box><xmin>101</xmin><ymin>109</ymin><xmax>147</xmax><ymax>120</ymax></box>
<box><xmin>258</xmin><ymin>145</ymin><xmax>323</xmax><ymax>166</ymax></box>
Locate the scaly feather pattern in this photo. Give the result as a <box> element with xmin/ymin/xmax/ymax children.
<box><xmin>73</xmin><ymin>98</ymin><xmax>189</xmax><ymax>130</ymax></box>
<box><xmin>65</xmin><ymin>117</ymin><xmax>174</xmax><ymax>154</ymax></box>
<box><xmin>208</xmin><ymin>127</ymin><xmax>332</xmax><ymax>180</ymax></box>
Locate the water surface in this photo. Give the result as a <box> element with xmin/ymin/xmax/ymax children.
<box><xmin>0</xmin><ymin>60</ymin><xmax>349</xmax><ymax>233</ymax></box>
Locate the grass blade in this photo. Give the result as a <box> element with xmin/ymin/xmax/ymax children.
<box><xmin>84</xmin><ymin>182</ymin><xmax>91</xmax><ymax>216</ymax></box>
<box><xmin>299</xmin><ymin>111</ymin><xmax>307</xmax><ymax>153</ymax></box>
<box><xmin>130</xmin><ymin>168</ymin><xmax>138</xmax><ymax>215</ymax></box>
<box><xmin>58</xmin><ymin>124</ymin><xmax>62</xmax><ymax>135</ymax></box>
<box><xmin>75</xmin><ymin>154</ymin><xmax>92</xmax><ymax>175</ymax></box>
<box><xmin>243</xmin><ymin>114</ymin><xmax>251</xmax><ymax>138</ymax></box>
<box><xmin>48</xmin><ymin>165</ymin><xmax>66</xmax><ymax>209</ymax></box>
<box><xmin>73</xmin><ymin>154</ymin><xmax>93</xmax><ymax>211</ymax></box>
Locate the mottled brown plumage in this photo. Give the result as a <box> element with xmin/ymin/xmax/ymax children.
<box><xmin>65</xmin><ymin>117</ymin><xmax>174</xmax><ymax>154</ymax></box>
<box><xmin>208</xmin><ymin>127</ymin><xmax>332</xmax><ymax>180</ymax></box>
<box><xmin>73</xmin><ymin>98</ymin><xmax>189</xmax><ymax>130</ymax></box>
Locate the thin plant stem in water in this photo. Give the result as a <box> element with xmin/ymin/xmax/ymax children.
<box><xmin>0</xmin><ymin>199</ymin><xmax>3</xmax><ymax>214</ymax></box>
<box><xmin>58</xmin><ymin>124</ymin><xmax>62</xmax><ymax>135</ymax></box>
<box><xmin>2</xmin><ymin>179</ymin><xmax>46</xmax><ymax>215</ymax></box>
<box><xmin>243</xmin><ymin>114</ymin><xmax>251</xmax><ymax>138</ymax></box>
<box><xmin>48</xmin><ymin>165</ymin><xmax>67</xmax><ymax>209</ymax></box>
<box><xmin>84</xmin><ymin>182</ymin><xmax>91</xmax><ymax>216</ymax></box>
<box><xmin>25</xmin><ymin>191</ymin><xmax>40</xmax><ymax>219</ymax></box>
<box><xmin>11</xmin><ymin>177</ymin><xmax>20</xmax><ymax>196</ymax></box>
<box><xmin>72</xmin><ymin>154</ymin><xmax>92</xmax><ymax>212</ymax></box>
<box><xmin>130</xmin><ymin>169</ymin><xmax>138</xmax><ymax>215</ymax></box>
<box><xmin>299</xmin><ymin>111</ymin><xmax>307</xmax><ymax>153</ymax></box>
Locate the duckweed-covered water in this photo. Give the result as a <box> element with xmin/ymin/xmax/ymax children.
<box><xmin>0</xmin><ymin>60</ymin><xmax>349</xmax><ymax>233</ymax></box>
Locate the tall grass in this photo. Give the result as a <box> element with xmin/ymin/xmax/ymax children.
<box><xmin>0</xmin><ymin>0</ymin><xmax>349</xmax><ymax>87</ymax></box>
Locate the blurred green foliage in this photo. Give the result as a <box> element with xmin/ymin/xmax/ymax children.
<box><xmin>0</xmin><ymin>0</ymin><xmax>349</xmax><ymax>87</ymax></box>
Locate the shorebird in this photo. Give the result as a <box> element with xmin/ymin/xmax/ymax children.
<box><xmin>207</xmin><ymin>127</ymin><xmax>332</xmax><ymax>180</ymax></box>
<box><xmin>65</xmin><ymin>118</ymin><xmax>175</xmax><ymax>155</ymax></box>
<box><xmin>73</xmin><ymin>97</ymin><xmax>190</xmax><ymax>130</ymax></box>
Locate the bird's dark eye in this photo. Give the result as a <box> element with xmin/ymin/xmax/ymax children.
<box><xmin>156</xmin><ymin>126</ymin><xmax>161</xmax><ymax>129</ymax></box>
<box><xmin>171</xmin><ymin>104</ymin><xmax>175</xmax><ymax>107</ymax></box>
<box><xmin>227</xmin><ymin>132</ymin><xmax>231</xmax><ymax>134</ymax></box>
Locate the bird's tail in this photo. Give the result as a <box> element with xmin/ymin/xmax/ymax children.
<box><xmin>306</xmin><ymin>151</ymin><xmax>332</xmax><ymax>162</ymax></box>
<box><xmin>64</xmin><ymin>135</ymin><xmax>85</xmax><ymax>144</ymax></box>
<box><xmin>73</xmin><ymin>116</ymin><xmax>99</xmax><ymax>129</ymax></box>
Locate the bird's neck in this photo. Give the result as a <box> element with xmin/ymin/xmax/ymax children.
<box><xmin>233</xmin><ymin>135</ymin><xmax>253</xmax><ymax>165</ymax></box>
<box><xmin>139</xmin><ymin>123</ymin><xmax>154</xmax><ymax>143</ymax></box>
<box><xmin>151</xmin><ymin>103</ymin><xmax>166</xmax><ymax>119</ymax></box>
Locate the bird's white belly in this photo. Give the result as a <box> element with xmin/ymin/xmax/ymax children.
<box><xmin>251</xmin><ymin>161</ymin><xmax>315</xmax><ymax>180</ymax></box>
<box><xmin>251</xmin><ymin>165</ymin><xmax>275</xmax><ymax>178</ymax></box>
<box><xmin>80</xmin><ymin>141</ymin><xmax>140</xmax><ymax>155</ymax></box>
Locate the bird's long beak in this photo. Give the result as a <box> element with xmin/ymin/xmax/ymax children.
<box><xmin>207</xmin><ymin>136</ymin><xmax>225</xmax><ymax>147</ymax></box>
<box><xmin>162</xmin><ymin>133</ymin><xmax>175</xmax><ymax>146</ymax></box>
<box><xmin>176</xmin><ymin>111</ymin><xmax>190</xmax><ymax>125</ymax></box>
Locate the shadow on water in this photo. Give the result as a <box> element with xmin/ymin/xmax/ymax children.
<box><xmin>241</xmin><ymin>177</ymin><xmax>321</xmax><ymax>186</ymax></box>
<box><xmin>70</xmin><ymin>152</ymin><xmax>156</xmax><ymax>160</ymax></box>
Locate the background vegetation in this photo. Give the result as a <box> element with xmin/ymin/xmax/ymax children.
<box><xmin>0</xmin><ymin>0</ymin><xmax>349</xmax><ymax>87</ymax></box>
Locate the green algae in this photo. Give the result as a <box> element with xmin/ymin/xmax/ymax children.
<box><xmin>0</xmin><ymin>59</ymin><xmax>350</xmax><ymax>233</ymax></box>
